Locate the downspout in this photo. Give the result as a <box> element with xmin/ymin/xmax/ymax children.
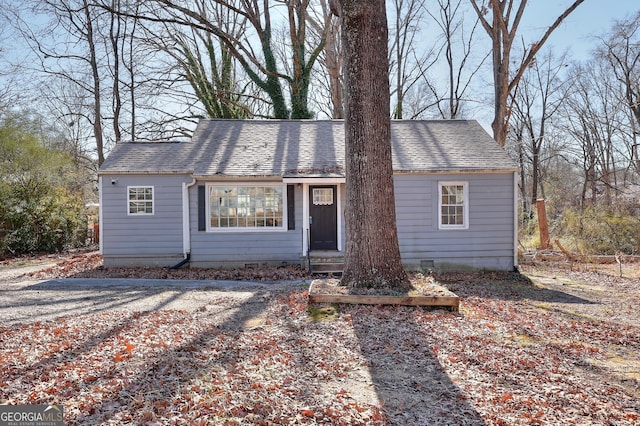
<box><xmin>513</xmin><ymin>171</ymin><xmax>519</xmax><ymax>272</ymax></box>
<box><xmin>170</xmin><ymin>176</ymin><xmax>197</xmax><ymax>270</ymax></box>
<box><xmin>98</xmin><ymin>176</ymin><xmax>103</xmax><ymax>254</ymax></box>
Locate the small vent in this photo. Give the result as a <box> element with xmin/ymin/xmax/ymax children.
<box><xmin>420</xmin><ymin>259</ymin><xmax>435</xmax><ymax>269</ymax></box>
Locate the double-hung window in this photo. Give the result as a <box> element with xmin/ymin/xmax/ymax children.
<box><xmin>128</xmin><ymin>186</ymin><xmax>154</xmax><ymax>215</ymax></box>
<box><xmin>438</xmin><ymin>182</ymin><xmax>468</xmax><ymax>229</ymax></box>
<box><xmin>208</xmin><ymin>184</ymin><xmax>286</xmax><ymax>231</ymax></box>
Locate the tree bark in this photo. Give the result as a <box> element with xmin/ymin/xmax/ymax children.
<box><xmin>338</xmin><ymin>0</ymin><xmax>409</xmax><ymax>290</ymax></box>
<box><xmin>109</xmin><ymin>0</ymin><xmax>122</xmax><ymax>143</ymax></box>
<box><xmin>83</xmin><ymin>0</ymin><xmax>105</xmax><ymax>165</ymax></box>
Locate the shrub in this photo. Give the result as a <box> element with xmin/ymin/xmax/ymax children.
<box><xmin>0</xmin><ymin>115</ymin><xmax>89</xmax><ymax>256</ymax></box>
<box><xmin>556</xmin><ymin>206</ymin><xmax>640</xmax><ymax>255</ymax></box>
<box><xmin>1</xmin><ymin>185</ymin><xmax>86</xmax><ymax>255</ymax></box>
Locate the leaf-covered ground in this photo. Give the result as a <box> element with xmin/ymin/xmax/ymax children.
<box><xmin>1</xmin><ymin>253</ymin><xmax>639</xmax><ymax>425</ymax></box>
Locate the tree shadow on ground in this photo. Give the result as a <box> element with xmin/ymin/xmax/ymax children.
<box><xmin>5</xmin><ymin>266</ymin><xmax>635</xmax><ymax>424</ymax></box>
<box><xmin>0</xmin><ymin>281</ymin><xmax>212</xmax><ymax>326</ymax></box>
<box><xmin>348</xmin><ymin>304</ymin><xmax>486</xmax><ymax>425</ymax></box>
<box><xmin>68</xmin><ymin>289</ymin><xmax>276</xmax><ymax>424</ymax></box>
<box><xmin>4</xmin><ymin>283</ymin><xmax>393</xmax><ymax>424</ymax></box>
<box><xmin>436</xmin><ymin>271</ymin><xmax>595</xmax><ymax>304</ymax></box>
<box><xmin>0</xmin><ymin>286</ymin><xmax>279</xmax><ymax>423</ymax></box>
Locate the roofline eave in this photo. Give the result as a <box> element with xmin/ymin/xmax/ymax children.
<box><xmin>97</xmin><ymin>169</ymin><xmax>194</xmax><ymax>176</ymax></box>
<box><xmin>392</xmin><ymin>168</ymin><xmax>519</xmax><ymax>174</ymax></box>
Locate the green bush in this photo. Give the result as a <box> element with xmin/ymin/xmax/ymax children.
<box><xmin>0</xmin><ymin>114</ymin><xmax>88</xmax><ymax>256</ymax></box>
<box><xmin>1</xmin><ymin>184</ymin><xmax>87</xmax><ymax>255</ymax></box>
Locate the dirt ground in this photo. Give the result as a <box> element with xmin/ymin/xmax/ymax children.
<box><xmin>1</xmin><ymin>251</ymin><xmax>639</xmax><ymax>425</ymax></box>
<box><xmin>2</xmin><ymin>251</ymin><xmax>637</xmax><ymax>326</ymax></box>
<box><xmin>0</xmin><ymin>251</ymin><xmax>305</xmax><ymax>327</ymax></box>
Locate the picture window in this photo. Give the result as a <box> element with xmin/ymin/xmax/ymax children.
<box><xmin>208</xmin><ymin>185</ymin><xmax>286</xmax><ymax>231</ymax></box>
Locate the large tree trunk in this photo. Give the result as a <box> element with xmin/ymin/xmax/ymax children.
<box><xmin>338</xmin><ymin>0</ymin><xmax>409</xmax><ymax>290</ymax></box>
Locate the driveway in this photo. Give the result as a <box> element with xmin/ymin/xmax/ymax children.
<box><xmin>0</xmin><ymin>263</ymin><xmax>308</xmax><ymax>327</ymax></box>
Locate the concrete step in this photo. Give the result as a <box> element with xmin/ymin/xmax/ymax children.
<box><xmin>310</xmin><ymin>262</ymin><xmax>344</xmax><ymax>274</ymax></box>
<box><xmin>308</xmin><ymin>253</ymin><xmax>344</xmax><ymax>275</ymax></box>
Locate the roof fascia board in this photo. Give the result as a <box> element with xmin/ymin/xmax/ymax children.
<box><xmin>97</xmin><ymin>170</ymin><xmax>193</xmax><ymax>176</ymax></box>
<box><xmin>393</xmin><ymin>168</ymin><xmax>519</xmax><ymax>175</ymax></box>
<box><xmin>282</xmin><ymin>177</ymin><xmax>346</xmax><ymax>183</ymax></box>
<box><xmin>193</xmin><ymin>175</ymin><xmax>282</xmax><ymax>182</ymax></box>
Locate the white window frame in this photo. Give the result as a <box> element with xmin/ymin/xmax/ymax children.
<box><xmin>127</xmin><ymin>186</ymin><xmax>154</xmax><ymax>216</ymax></box>
<box><xmin>438</xmin><ymin>181</ymin><xmax>469</xmax><ymax>230</ymax></box>
<box><xmin>206</xmin><ymin>183</ymin><xmax>287</xmax><ymax>232</ymax></box>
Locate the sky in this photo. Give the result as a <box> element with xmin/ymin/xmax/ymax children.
<box><xmin>450</xmin><ymin>1</ymin><xmax>639</xmax><ymax>131</ymax></box>
<box><xmin>518</xmin><ymin>0</ymin><xmax>638</xmax><ymax>60</ymax></box>
<box><xmin>2</xmin><ymin>0</ymin><xmax>639</xmax><ymax>129</ymax></box>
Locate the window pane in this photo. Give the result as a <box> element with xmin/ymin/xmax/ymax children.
<box><xmin>440</xmin><ymin>184</ymin><xmax>465</xmax><ymax>227</ymax></box>
<box><xmin>209</xmin><ymin>185</ymin><xmax>284</xmax><ymax>229</ymax></box>
<box><xmin>128</xmin><ymin>187</ymin><xmax>153</xmax><ymax>214</ymax></box>
<box><xmin>313</xmin><ymin>188</ymin><xmax>334</xmax><ymax>205</ymax></box>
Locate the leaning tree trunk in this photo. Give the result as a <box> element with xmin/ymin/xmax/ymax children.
<box><xmin>338</xmin><ymin>0</ymin><xmax>409</xmax><ymax>290</ymax></box>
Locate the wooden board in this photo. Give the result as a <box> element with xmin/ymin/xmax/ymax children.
<box><xmin>308</xmin><ymin>282</ymin><xmax>459</xmax><ymax>311</ymax></box>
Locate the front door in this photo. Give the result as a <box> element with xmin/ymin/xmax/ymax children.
<box><xmin>309</xmin><ymin>185</ymin><xmax>338</xmax><ymax>250</ymax></box>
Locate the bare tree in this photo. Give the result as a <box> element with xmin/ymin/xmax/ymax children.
<box><xmin>307</xmin><ymin>0</ymin><xmax>344</xmax><ymax>118</ymax></box>
<box><xmin>469</xmin><ymin>0</ymin><xmax>586</xmax><ymax>146</ymax></box>
<box><xmin>144</xmin><ymin>3</ymin><xmax>253</xmax><ymax>119</ymax></box>
<box><xmin>388</xmin><ymin>0</ymin><xmax>432</xmax><ymax>119</ymax></box>
<box><xmin>562</xmin><ymin>61</ymin><xmax>627</xmax><ymax>207</ymax></box>
<box><xmin>0</xmin><ymin>7</ymin><xmax>16</xmax><ymax>106</ymax></box>
<box><xmin>311</xmin><ymin>0</ymin><xmax>433</xmax><ymax>120</ymax></box>
<box><xmin>15</xmin><ymin>0</ymin><xmax>110</xmax><ymax>165</ymax></box>
<box><xmin>599</xmin><ymin>11</ymin><xmax>640</xmax><ymax>175</ymax></box>
<box><xmin>39</xmin><ymin>80</ymin><xmax>99</xmax><ymax>171</ymax></box>
<box><xmin>14</xmin><ymin>1</ymin><xmax>144</xmax><ymax>164</ymax></box>
<box><xmin>336</xmin><ymin>0</ymin><xmax>409</xmax><ymax>289</ymax></box>
<box><xmin>81</xmin><ymin>0</ymin><xmax>107</xmax><ymax>164</ymax></box>
<box><xmin>136</xmin><ymin>0</ymin><xmax>331</xmax><ymax>119</ymax></box>
<box><xmin>508</xmin><ymin>50</ymin><xmax>569</xmax><ymax>209</ymax></box>
<box><xmin>420</xmin><ymin>0</ymin><xmax>488</xmax><ymax>119</ymax></box>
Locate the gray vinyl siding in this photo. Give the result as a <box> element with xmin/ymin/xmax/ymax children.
<box><xmin>101</xmin><ymin>173</ymin><xmax>515</xmax><ymax>271</ymax></box>
<box><xmin>394</xmin><ymin>172</ymin><xmax>515</xmax><ymax>271</ymax></box>
<box><xmin>101</xmin><ymin>174</ymin><xmax>190</xmax><ymax>267</ymax></box>
<box><xmin>189</xmin><ymin>181</ymin><xmax>304</xmax><ymax>267</ymax></box>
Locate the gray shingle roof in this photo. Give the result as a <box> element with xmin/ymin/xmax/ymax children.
<box><xmin>98</xmin><ymin>119</ymin><xmax>517</xmax><ymax>176</ymax></box>
<box><xmin>97</xmin><ymin>141</ymin><xmax>194</xmax><ymax>174</ymax></box>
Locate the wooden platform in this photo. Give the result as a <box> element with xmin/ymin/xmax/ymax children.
<box><xmin>308</xmin><ymin>279</ymin><xmax>460</xmax><ymax>311</ymax></box>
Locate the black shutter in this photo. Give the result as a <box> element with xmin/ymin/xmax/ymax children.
<box><xmin>198</xmin><ymin>185</ymin><xmax>206</xmax><ymax>231</ymax></box>
<box><xmin>287</xmin><ymin>184</ymin><xmax>295</xmax><ymax>230</ymax></box>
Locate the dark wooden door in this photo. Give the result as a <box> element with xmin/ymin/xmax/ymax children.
<box><xmin>309</xmin><ymin>185</ymin><xmax>338</xmax><ymax>250</ymax></box>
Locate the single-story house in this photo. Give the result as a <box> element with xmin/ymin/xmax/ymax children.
<box><xmin>98</xmin><ymin>119</ymin><xmax>519</xmax><ymax>272</ymax></box>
